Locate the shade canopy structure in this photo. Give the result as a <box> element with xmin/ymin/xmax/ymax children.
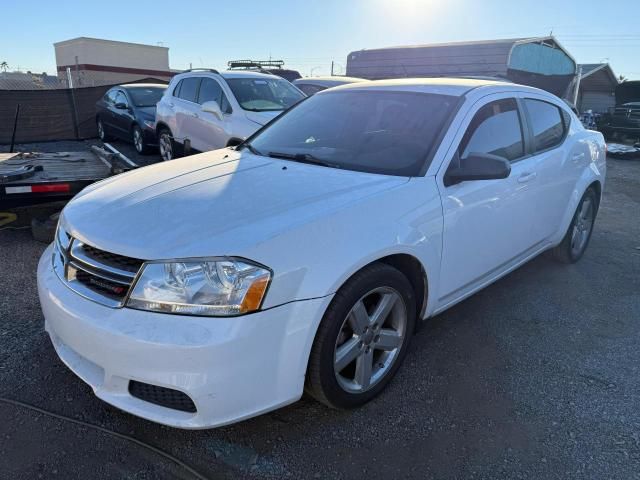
<box><xmin>347</xmin><ymin>37</ymin><xmax>577</xmax><ymax>98</ymax></box>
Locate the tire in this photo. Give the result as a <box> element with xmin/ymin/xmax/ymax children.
<box><xmin>551</xmin><ymin>188</ymin><xmax>598</xmax><ymax>264</ymax></box>
<box><xmin>132</xmin><ymin>125</ymin><xmax>151</xmax><ymax>155</ymax></box>
<box><xmin>306</xmin><ymin>263</ymin><xmax>416</xmax><ymax>409</ymax></box>
<box><xmin>158</xmin><ymin>128</ymin><xmax>177</xmax><ymax>161</ymax></box>
<box><xmin>96</xmin><ymin>117</ymin><xmax>111</xmax><ymax>142</ymax></box>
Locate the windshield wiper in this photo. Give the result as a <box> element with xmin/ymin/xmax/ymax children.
<box><xmin>238</xmin><ymin>142</ymin><xmax>264</xmax><ymax>156</ymax></box>
<box><xmin>267</xmin><ymin>152</ymin><xmax>340</xmax><ymax>169</ymax></box>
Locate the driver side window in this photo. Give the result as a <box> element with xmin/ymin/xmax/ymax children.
<box><xmin>115</xmin><ymin>91</ymin><xmax>129</xmax><ymax>107</ymax></box>
<box><xmin>458</xmin><ymin>98</ymin><xmax>524</xmax><ymax>162</ymax></box>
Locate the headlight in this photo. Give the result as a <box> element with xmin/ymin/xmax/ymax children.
<box><xmin>127</xmin><ymin>258</ymin><xmax>271</xmax><ymax>316</ymax></box>
<box><xmin>142</xmin><ymin>120</ymin><xmax>155</xmax><ymax>129</ymax></box>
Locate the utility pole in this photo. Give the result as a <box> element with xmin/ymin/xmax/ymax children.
<box><xmin>573</xmin><ymin>65</ymin><xmax>583</xmax><ymax>109</ymax></box>
<box><xmin>331</xmin><ymin>61</ymin><xmax>334</xmax><ymax>76</ymax></box>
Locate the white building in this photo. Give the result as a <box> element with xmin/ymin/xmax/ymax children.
<box><xmin>54</xmin><ymin>37</ymin><xmax>173</xmax><ymax>87</ymax></box>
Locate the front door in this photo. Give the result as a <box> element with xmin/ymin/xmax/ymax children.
<box><xmin>436</xmin><ymin>95</ymin><xmax>540</xmax><ymax>305</ymax></box>
<box><xmin>192</xmin><ymin>77</ymin><xmax>229</xmax><ymax>152</ymax></box>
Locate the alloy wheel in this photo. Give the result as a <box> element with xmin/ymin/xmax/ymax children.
<box><xmin>97</xmin><ymin>121</ymin><xmax>104</xmax><ymax>141</ymax></box>
<box><xmin>570</xmin><ymin>196</ymin><xmax>594</xmax><ymax>257</ymax></box>
<box><xmin>159</xmin><ymin>133</ymin><xmax>173</xmax><ymax>161</ymax></box>
<box><xmin>333</xmin><ymin>287</ymin><xmax>407</xmax><ymax>393</ymax></box>
<box><xmin>133</xmin><ymin>128</ymin><xmax>143</xmax><ymax>153</ymax></box>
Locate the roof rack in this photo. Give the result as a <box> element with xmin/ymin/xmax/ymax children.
<box><xmin>227</xmin><ymin>60</ymin><xmax>285</xmax><ymax>70</ymax></box>
<box><xmin>181</xmin><ymin>68</ymin><xmax>220</xmax><ymax>74</ymax></box>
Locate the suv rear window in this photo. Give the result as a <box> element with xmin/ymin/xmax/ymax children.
<box><xmin>524</xmin><ymin>99</ymin><xmax>566</xmax><ymax>152</ymax></box>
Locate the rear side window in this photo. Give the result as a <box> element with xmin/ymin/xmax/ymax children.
<box><xmin>524</xmin><ymin>99</ymin><xmax>565</xmax><ymax>152</ymax></box>
<box><xmin>177</xmin><ymin>77</ymin><xmax>200</xmax><ymax>103</ymax></box>
<box><xmin>173</xmin><ymin>80</ymin><xmax>182</xmax><ymax>97</ymax></box>
<box><xmin>458</xmin><ymin>98</ymin><xmax>524</xmax><ymax>162</ymax></box>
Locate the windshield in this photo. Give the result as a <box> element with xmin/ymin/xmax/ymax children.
<box><xmin>226</xmin><ymin>77</ymin><xmax>304</xmax><ymax>112</ymax></box>
<box><xmin>248</xmin><ymin>90</ymin><xmax>458</xmax><ymax>176</ymax></box>
<box><xmin>127</xmin><ymin>87</ymin><xmax>166</xmax><ymax>107</ymax></box>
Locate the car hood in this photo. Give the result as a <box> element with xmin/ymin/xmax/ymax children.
<box><xmin>62</xmin><ymin>149</ymin><xmax>408</xmax><ymax>260</ymax></box>
<box><xmin>244</xmin><ymin>110</ymin><xmax>282</xmax><ymax>126</ymax></box>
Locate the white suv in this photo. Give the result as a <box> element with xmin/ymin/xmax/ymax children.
<box><xmin>155</xmin><ymin>69</ymin><xmax>305</xmax><ymax>160</ymax></box>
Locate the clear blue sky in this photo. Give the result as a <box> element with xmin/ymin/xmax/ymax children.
<box><xmin>2</xmin><ymin>0</ymin><xmax>639</xmax><ymax>79</ymax></box>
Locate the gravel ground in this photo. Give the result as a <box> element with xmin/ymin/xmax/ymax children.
<box><xmin>0</xmin><ymin>156</ymin><xmax>639</xmax><ymax>479</ymax></box>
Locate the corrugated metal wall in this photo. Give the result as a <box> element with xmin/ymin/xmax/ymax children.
<box><xmin>346</xmin><ymin>41</ymin><xmax>514</xmax><ymax>79</ymax></box>
<box><xmin>579</xmin><ymin>91</ymin><xmax>615</xmax><ymax>113</ymax></box>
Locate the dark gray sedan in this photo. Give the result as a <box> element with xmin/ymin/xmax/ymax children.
<box><xmin>96</xmin><ymin>83</ymin><xmax>166</xmax><ymax>154</ymax></box>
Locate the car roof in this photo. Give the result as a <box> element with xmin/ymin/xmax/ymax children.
<box><xmin>119</xmin><ymin>83</ymin><xmax>167</xmax><ymax>89</ymax></box>
<box><xmin>324</xmin><ymin>77</ymin><xmax>533</xmax><ymax>97</ymax></box>
<box><xmin>173</xmin><ymin>70</ymin><xmax>286</xmax><ymax>81</ymax></box>
<box><xmin>294</xmin><ymin>76</ymin><xmax>368</xmax><ymax>87</ymax></box>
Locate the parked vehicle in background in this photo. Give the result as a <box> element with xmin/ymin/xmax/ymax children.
<box><xmin>599</xmin><ymin>102</ymin><xmax>640</xmax><ymax>141</ymax></box>
<box><xmin>598</xmin><ymin>80</ymin><xmax>640</xmax><ymax>141</ymax></box>
<box><xmin>293</xmin><ymin>76</ymin><xmax>368</xmax><ymax>96</ymax></box>
<box><xmin>39</xmin><ymin>79</ymin><xmax>605</xmax><ymax>429</ymax></box>
<box><xmin>96</xmin><ymin>84</ymin><xmax>166</xmax><ymax>154</ymax></box>
<box><xmin>155</xmin><ymin>69</ymin><xmax>305</xmax><ymax>161</ymax></box>
<box><xmin>227</xmin><ymin>59</ymin><xmax>302</xmax><ymax>82</ymax></box>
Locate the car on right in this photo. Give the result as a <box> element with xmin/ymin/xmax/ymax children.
<box><xmin>292</xmin><ymin>76</ymin><xmax>368</xmax><ymax>96</ymax></box>
<box><xmin>155</xmin><ymin>69</ymin><xmax>305</xmax><ymax>160</ymax></box>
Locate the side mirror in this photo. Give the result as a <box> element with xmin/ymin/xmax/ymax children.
<box><xmin>445</xmin><ymin>153</ymin><xmax>511</xmax><ymax>186</ymax></box>
<box><xmin>114</xmin><ymin>102</ymin><xmax>128</xmax><ymax>110</ymax></box>
<box><xmin>201</xmin><ymin>100</ymin><xmax>224</xmax><ymax>120</ymax></box>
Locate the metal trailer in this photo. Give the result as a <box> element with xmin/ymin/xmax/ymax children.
<box><xmin>0</xmin><ymin>144</ymin><xmax>136</xmax><ymax>209</ymax></box>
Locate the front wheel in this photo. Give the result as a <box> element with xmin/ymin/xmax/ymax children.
<box><xmin>158</xmin><ymin>128</ymin><xmax>175</xmax><ymax>161</ymax></box>
<box><xmin>551</xmin><ymin>188</ymin><xmax>598</xmax><ymax>264</ymax></box>
<box><xmin>132</xmin><ymin>125</ymin><xmax>151</xmax><ymax>154</ymax></box>
<box><xmin>306</xmin><ymin>263</ymin><xmax>416</xmax><ymax>409</ymax></box>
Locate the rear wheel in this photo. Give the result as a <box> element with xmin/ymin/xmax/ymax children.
<box><xmin>97</xmin><ymin>117</ymin><xmax>110</xmax><ymax>142</ymax></box>
<box><xmin>158</xmin><ymin>128</ymin><xmax>176</xmax><ymax>161</ymax></box>
<box><xmin>132</xmin><ymin>125</ymin><xmax>151</xmax><ymax>154</ymax></box>
<box><xmin>551</xmin><ymin>188</ymin><xmax>598</xmax><ymax>264</ymax></box>
<box><xmin>306</xmin><ymin>263</ymin><xmax>416</xmax><ymax>409</ymax></box>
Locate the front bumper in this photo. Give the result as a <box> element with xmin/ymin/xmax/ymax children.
<box><xmin>37</xmin><ymin>244</ymin><xmax>331</xmax><ymax>429</ymax></box>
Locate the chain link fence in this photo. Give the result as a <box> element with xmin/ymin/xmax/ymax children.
<box><xmin>0</xmin><ymin>72</ymin><xmax>168</xmax><ymax>144</ymax></box>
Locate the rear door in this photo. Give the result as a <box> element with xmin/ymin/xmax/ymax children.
<box><xmin>436</xmin><ymin>94</ymin><xmax>540</xmax><ymax>304</ymax></box>
<box><xmin>173</xmin><ymin>77</ymin><xmax>201</xmax><ymax>148</ymax></box>
<box><xmin>520</xmin><ymin>96</ymin><xmax>579</xmax><ymax>242</ymax></box>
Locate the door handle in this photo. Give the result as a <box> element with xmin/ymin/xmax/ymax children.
<box><xmin>572</xmin><ymin>152</ymin><xmax>585</xmax><ymax>163</ymax></box>
<box><xmin>517</xmin><ymin>172</ymin><xmax>537</xmax><ymax>183</ymax></box>
<box><xmin>168</xmin><ymin>102</ymin><xmax>174</xmax><ymax>108</ymax></box>
<box><xmin>192</xmin><ymin>112</ymin><xmax>199</xmax><ymax>118</ymax></box>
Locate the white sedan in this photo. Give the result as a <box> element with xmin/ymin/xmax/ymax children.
<box><xmin>38</xmin><ymin>78</ymin><xmax>606</xmax><ymax>429</ymax></box>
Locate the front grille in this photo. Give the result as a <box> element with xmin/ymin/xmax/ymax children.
<box><xmin>53</xmin><ymin>226</ymin><xmax>144</xmax><ymax>307</ymax></box>
<box><xmin>129</xmin><ymin>381</ymin><xmax>197</xmax><ymax>413</ymax></box>
<box><xmin>81</xmin><ymin>243</ymin><xmax>144</xmax><ymax>273</ymax></box>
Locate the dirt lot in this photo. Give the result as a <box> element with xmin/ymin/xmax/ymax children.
<box><xmin>0</xmin><ymin>155</ymin><xmax>639</xmax><ymax>479</ymax></box>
